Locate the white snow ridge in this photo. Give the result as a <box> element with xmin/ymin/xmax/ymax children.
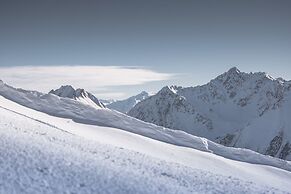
<box><xmin>0</xmin><ymin>76</ymin><xmax>291</xmax><ymax>193</ymax></box>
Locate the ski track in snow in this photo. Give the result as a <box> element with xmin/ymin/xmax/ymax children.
<box><xmin>0</xmin><ymin>106</ymin><xmax>286</xmax><ymax>194</ymax></box>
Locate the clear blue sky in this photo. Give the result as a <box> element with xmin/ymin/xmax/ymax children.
<box><xmin>0</xmin><ymin>0</ymin><xmax>290</xmax><ymax>99</ymax></box>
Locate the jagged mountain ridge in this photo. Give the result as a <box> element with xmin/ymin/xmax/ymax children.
<box><xmin>1</xmin><ymin>80</ymin><xmax>291</xmax><ymax>193</ymax></box>
<box><xmin>49</xmin><ymin>85</ymin><xmax>106</xmax><ymax>109</ymax></box>
<box><xmin>1</xmin><ymin>79</ymin><xmax>290</xmax><ymax>170</ymax></box>
<box><xmin>128</xmin><ymin>67</ymin><xmax>291</xmax><ymax>160</ymax></box>
<box><xmin>106</xmin><ymin>91</ymin><xmax>149</xmax><ymax>113</ymax></box>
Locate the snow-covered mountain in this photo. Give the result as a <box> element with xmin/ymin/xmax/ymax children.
<box><xmin>49</xmin><ymin>85</ymin><xmax>106</xmax><ymax>109</ymax></box>
<box><xmin>128</xmin><ymin>67</ymin><xmax>291</xmax><ymax>160</ymax></box>
<box><xmin>100</xmin><ymin>98</ymin><xmax>116</xmax><ymax>105</ymax></box>
<box><xmin>0</xmin><ymin>79</ymin><xmax>290</xmax><ymax>169</ymax></box>
<box><xmin>1</xmin><ymin>79</ymin><xmax>291</xmax><ymax>193</ymax></box>
<box><xmin>106</xmin><ymin>91</ymin><xmax>149</xmax><ymax>113</ymax></box>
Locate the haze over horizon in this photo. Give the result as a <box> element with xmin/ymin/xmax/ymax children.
<box><xmin>1</xmin><ymin>0</ymin><xmax>290</xmax><ymax>99</ymax></box>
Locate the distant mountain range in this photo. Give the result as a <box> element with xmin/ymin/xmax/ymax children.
<box><xmin>128</xmin><ymin>67</ymin><xmax>291</xmax><ymax>160</ymax></box>
<box><xmin>1</xmin><ymin>78</ymin><xmax>290</xmax><ymax>193</ymax></box>
<box><xmin>6</xmin><ymin>67</ymin><xmax>291</xmax><ymax>160</ymax></box>
<box><xmin>104</xmin><ymin>91</ymin><xmax>150</xmax><ymax>113</ymax></box>
<box><xmin>49</xmin><ymin>85</ymin><xmax>150</xmax><ymax>114</ymax></box>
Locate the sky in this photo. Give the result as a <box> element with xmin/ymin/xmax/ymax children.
<box><xmin>0</xmin><ymin>0</ymin><xmax>291</xmax><ymax>99</ymax></box>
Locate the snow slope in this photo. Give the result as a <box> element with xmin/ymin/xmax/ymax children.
<box><xmin>1</xmin><ymin>95</ymin><xmax>291</xmax><ymax>193</ymax></box>
<box><xmin>49</xmin><ymin>85</ymin><xmax>106</xmax><ymax>109</ymax></box>
<box><xmin>106</xmin><ymin>91</ymin><xmax>149</xmax><ymax>113</ymax></box>
<box><xmin>0</xmin><ymin>80</ymin><xmax>290</xmax><ymax>171</ymax></box>
<box><xmin>129</xmin><ymin>67</ymin><xmax>291</xmax><ymax>160</ymax></box>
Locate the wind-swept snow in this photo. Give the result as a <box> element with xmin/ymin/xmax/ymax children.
<box><xmin>1</xmin><ymin>96</ymin><xmax>291</xmax><ymax>193</ymax></box>
<box><xmin>0</xmin><ymin>80</ymin><xmax>291</xmax><ymax>172</ymax></box>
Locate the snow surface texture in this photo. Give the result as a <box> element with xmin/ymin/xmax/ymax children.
<box><xmin>106</xmin><ymin>91</ymin><xmax>149</xmax><ymax>113</ymax></box>
<box><xmin>129</xmin><ymin>67</ymin><xmax>291</xmax><ymax>160</ymax></box>
<box><xmin>0</xmin><ymin>80</ymin><xmax>291</xmax><ymax>172</ymax></box>
<box><xmin>49</xmin><ymin>85</ymin><xmax>106</xmax><ymax>109</ymax></box>
<box><xmin>1</xmin><ymin>94</ymin><xmax>291</xmax><ymax>193</ymax></box>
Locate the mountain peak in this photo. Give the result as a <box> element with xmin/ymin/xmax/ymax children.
<box><xmin>213</xmin><ymin>67</ymin><xmax>244</xmax><ymax>83</ymax></box>
<box><xmin>156</xmin><ymin>86</ymin><xmax>180</xmax><ymax>97</ymax></box>
<box><xmin>49</xmin><ymin>86</ymin><xmax>105</xmax><ymax>108</ymax></box>
<box><xmin>139</xmin><ymin>91</ymin><xmax>149</xmax><ymax>96</ymax></box>
<box><xmin>132</xmin><ymin>91</ymin><xmax>149</xmax><ymax>99</ymax></box>
<box><xmin>212</xmin><ymin>67</ymin><xmax>247</xmax><ymax>89</ymax></box>
<box><xmin>49</xmin><ymin>85</ymin><xmax>76</xmax><ymax>98</ymax></box>
<box><xmin>227</xmin><ymin>67</ymin><xmax>240</xmax><ymax>73</ymax></box>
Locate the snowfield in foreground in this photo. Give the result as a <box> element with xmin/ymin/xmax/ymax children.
<box><xmin>0</xmin><ymin>96</ymin><xmax>291</xmax><ymax>193</ymax></box>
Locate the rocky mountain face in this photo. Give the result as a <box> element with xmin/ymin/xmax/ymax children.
<box><xmin>128</xmin><ymin>67</ymin><xmax>291</xmax><ymax>160</ymax></box>
<box><xmin>107</xmin><ymin>91</ymin><xmax>149</xmax><ymax>113</ymax></box>
<box><xmin>49</xmin><ymin>85</ymin><xmax>106</xmax><ymax>109</ymax></box>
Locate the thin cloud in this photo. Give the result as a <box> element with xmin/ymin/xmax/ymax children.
<box><xmin>0</xmin><ymin>66</ymin><xmax>174</xmax><ymax>98</ymax></box>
